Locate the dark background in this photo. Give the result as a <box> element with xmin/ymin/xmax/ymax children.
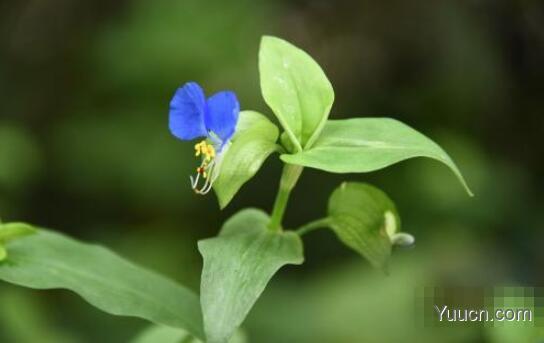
<box><xmin>1</xmin><ymin>0</ymin><xmax>543</xmax><ymax>342</ymax></box>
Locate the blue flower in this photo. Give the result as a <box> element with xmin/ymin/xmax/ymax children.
<box><xmin>169</xmin><ymin>81</ymin><xmax>240</xmax><ymax>194</ymax></box>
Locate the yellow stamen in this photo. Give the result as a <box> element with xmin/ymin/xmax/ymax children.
<box><xmin>191</xmin><ymin>140</ymin><xmax>220</xmax><ymax>194</ymax></box>
<box><xmin>193</xmin><ymin>140</ymin><xmax>216</xmax><ymax>161</ymax></box>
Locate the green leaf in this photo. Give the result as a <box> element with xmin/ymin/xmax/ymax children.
<box><xmin>327</xmin><ymin>182</ymin><xmax>406</xmax><ymax>270</ymax></box>
<box><xmin>131</xmin><ymin>325</ymin><xmax>192</xmax><ymax>343</ymax></box>
<box><xmin>0</xmin><ymin>222</ymin><xmax>37</xmax><ymax>243</ymax></box>
<box><xmin>0</xmin><ymin>229</ymin><xmax>204</xmax><ymax>340</ymax></box>
<box><xmin>0</xmin><ymin>222</ymin><xmax>37</xmax><ymax>261</ymax></box>
<box><xmin>281</xmin><ymin>118</ymin><xmax>473</xmax><ymax>196</ymax></box>
<box><xmin>259</xmin><ymin>36</ymin><xmax>334</xmax><ymax>151</ymax></box>
<box><xmin>131</xmin><ymin>325</ymin><xmax>247</xmax><ymax>343</ymax></box>
<box><xmin>213</xmin><ymin>111</ymin><xmax>279</xmax><ymax>208</ymax></box>
<box><xmin>199</xmin><ymin>208</ymin><xmax>304</xmax><ymax>343</ymax></box>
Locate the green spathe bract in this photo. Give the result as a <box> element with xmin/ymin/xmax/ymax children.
<box><xmin>199</xmin><ymin>209</ymin><xmax>303</xmax><ymax>343</ymax></box>
<box><xmin>0</xmin><ymin>35</ymin><xmax>472</xmax><ymax>343</ymax></box>
<box><xmin>213</xmin><ymin>111</ymin><xmax>279</xmax><ymax>208</ymax></box>
<box><xmin>328</xmin><ymin>182</ymin><xmax>401</xmax><ymax>271</ymax></box>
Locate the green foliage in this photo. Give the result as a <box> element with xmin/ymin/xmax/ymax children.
<box><xmin>327</xmin><ymin>182</ymin><xmax>407</xmax><ymax>270</ymax></box>
<box><xmin>0</xmin><ymin>223</ymin><xmax>37</xmax><ymax>261</ymax></box>
<box><xmin>0</xmin><ymin>34</ymin><xmax>474</xmax><ymax>342</ymax></box>
<box><xmin>213</xmin><ymin>111</ymin><xmax>279</xmax><ymax>208</ymax></box>
<box><xmin>245</xmin><ymin>241</ymin><xmax>478</xmax><ymax>343</ymax></box>
<box><xmin>131</xmin><ymin>325</ymin><xmax>192</xmax><ymax>343</ymax></box>
<box><xmin>132</xmin><ymin>325</ymin><xmax>247</xmax><ymax>343</ymax></box>
<box><xmin>259</xmin><ymin>36</ymin><xmax>334</xmax><ymax>151</ymax></box>
<box><xmin>199</xmin><ymin>209</ymin><xmax>303</xmax><ymax>343</ymax></box>
<box><xmin>0</xmin><ymin>223</ymin><xmax>37</xmax><ymax>243</ymax></box>
<box><xmin>281</xmin><ymin>118</ymin><xmax>472</xmax><ymax>196</ymax></box>
<box><xmin>0</xmin><ymin>229</ymin><xmax>204</xmax><ymax>340</ymax></box>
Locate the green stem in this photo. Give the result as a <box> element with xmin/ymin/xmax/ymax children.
<box><xmin>295</xmin><ymin>217</ymin><xmax>331</xmax><ymax>236</ymax></box>
<box><xmin>268</xmin><ymin>164</ymin><xmax>303</xmax><ymax>232</ymax></box>
<box><xmin>275</xmin><ymin>144</ymin><xmax>287</xmax><ymax>154</ymax></box>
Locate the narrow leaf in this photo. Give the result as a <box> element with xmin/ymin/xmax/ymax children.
<box><xmin>281</xmin><ymin>118</ymin><xmax>472</xmax><ymax>196</ymax></box>
<box><xmin>259</xmin><ymin>36</ymin><xmax>334</xmax><ymax>150</ymax></box>
<box><xmin>0</xmin><ymin>229</ymin><xmax>204</xmax><ymax>339</ymax></box>
<box><xmin>213</xmin><ymin>111</ymin><xmax>279</xmax><ymax>208</ymax></box>
<box><xmin>199</xmin><ymin>208</ymin><xmax>303</xmax><ymax>343</ymax></box>
<box><xmin>328</xmin><ymin>182</ymin><xmax>403</xmax><ymax>270</ymax></box>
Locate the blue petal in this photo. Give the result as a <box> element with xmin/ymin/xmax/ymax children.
<box><xmin>169</xmin><ymin>82</ymin><xmax>208</xmax><ymax>140</ymax></box>
<box><xmin>205</xmin><ymin>91</ymin><xmax>240</xmax><ymax>144</ymax></box>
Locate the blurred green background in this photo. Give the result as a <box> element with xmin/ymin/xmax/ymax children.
<box><xmin>1</xmin><ymin>0</ymin><xmax>543</xmax><ymax>342</ymax></box>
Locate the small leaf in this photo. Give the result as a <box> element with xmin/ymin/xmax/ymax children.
<box><xmin>199</xmin><ymin>208</ymin><xmax>303</xmax><ymax>343</ymax></box>
<box><xmin>327</xmin><ymin>182</ymin><xmax>404</xmax><ymax>270</ymax></box>
<box><xmin>0</xmin><ymin>222</ymin><xmax>37</xmax><ymax>243</ymax></box>
<box><xmin>0</xmin><ymin>229</ymin><xmax>204</xmax><ymax>340</ymax></box>
<box><xmin>213</xmin><ymin>111</ymin><xmax>279</xmax><ymax>208</ymax></box>
<box><xmin>259</xmin><ymin>36</ymin><xmax>334</xmax><ymax>150</ymax></box>
<box><xmin>281</xmin><ymin>118</ymin><xmax>473</xmax><ymax>196</ymax></box>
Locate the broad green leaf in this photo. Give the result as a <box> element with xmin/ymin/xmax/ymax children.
<box><xmin>199</xmin><ymin>208</ymin><xmax>304</xmax><ymax>343</ymax></box>
<box><xmin>259</xmin><ymin>36</ymin><xmax>334</xmax><ymax>150</ymax></box>
<box><xmin>132</xmin><ymin>325</ymin><xmax>247</xmax><ymax>343</ymax></box>
<box><xmin>281</xmin><ymin>118</ymin><xmax>473</xmax><ymax>196</ymax></box>
<box><xmin>0</xmin><ymin>229</ymin><xmax>204</xmax><ymax>340</ymax></box>
<box><xmin>214</xmin><ymin>111</ymin><xmax>279</xmax><ymax>208</ymax></box>
<box><xmin>328</xmin><ymin>182</ymin><xmax>405</xmax><ymax>270</ymax></box>
<box><xmin>0</xmin><ymin>246</ymin><xmax>5</xmax><ymax>261</ymax></box>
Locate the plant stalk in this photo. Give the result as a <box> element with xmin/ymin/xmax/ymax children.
<box><xmin>268</xmin><ymin>164</ymin><xmax>303</xmax><ymax>232</ymax></box>
<box><xmin>295</xmin><ymin>217</ymin><xmax>331</xmax><ymax>236</ymax></box>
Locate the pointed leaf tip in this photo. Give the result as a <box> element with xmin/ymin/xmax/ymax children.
<box><xmin>199</xmin><ymin>209</ymin><xmax>303</xmax><ymax>342</ymax></box>
<box><xmin>282</xmin><ymin>118</ymin><xmax>473</xmax><ymax>196</ymax></box>
<box><xmin>259</xmin><ymin>35</ymin><xmax>334</xmax><ymax>150</ymax></box>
